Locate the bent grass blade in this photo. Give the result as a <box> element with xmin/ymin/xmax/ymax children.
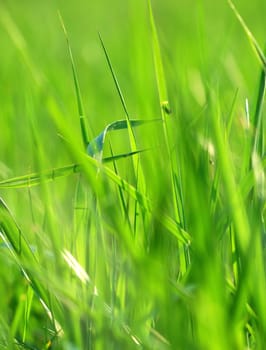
<box><xmin>87</xmin><ymin>118</ymin><xmax>160</xmax><ymax>160</ymax></box>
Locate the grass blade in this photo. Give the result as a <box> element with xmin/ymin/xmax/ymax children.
<box><xmin>228</xmin><ymin>1</ymin><xmax>266</xmax><ymax>186</ymax></box>
<box><xmin>0</xmin><ymin>199</ymin><xmax>36</xmax><ymax>260</ymax></box>
<box><xmin>87</xmin><ymin>118</ymin><xmax>160</xmax><ymax>159</ymax></box>
<box><xmin>147</xmin><ymin>0</ymin><xmax>184</xmax><ymax>253</ymax></box>
<box><xmin>58</xmin><ymin>12</ymin><xmax>90</xmax><ymax>147</ymax></box>
<box><xmin>98</xmin><ymin>34</ymin><xmax>148</xmax><ymax>240</ymax></box>
<box><xmin>0</xmin><ymin>149</ymin><xmax>147</xmax><ymax>189</ymax></box>
<box><xmin>98</xmin><ymin>34</ymin><xmax>139</xmax><ymax>156</ymax></box>
<box><xmin>228</xmin><ymin>0</ymin><xmax>266</xmax><ymax>70</ymax></box>
<box><xmin>147</xmin><ymin>0</ymin><xmax>168</xmax><ymax>114</ymax></box>
<box><xmin>98</xmin><ymin>33</ymin><xmax>130</xmax><ymax>121</ymax></box>
<box><xmin>0</xmin><ymin>164</ymin><xmax>81</xmax><ymax>188</ymax></box>
<box><xmin>252</xmin><ymin>64</ymin><xmax>266</xmax><ymax>157</ymax></box>
<box><xmin>210</xmin><ymin>95</ymin><xmax>251</xmax><ymax>253</ymax></box>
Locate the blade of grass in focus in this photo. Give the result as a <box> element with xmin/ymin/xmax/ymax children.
<box><xmin>99</xmin><ymin>33</ymin><xmax>148</xmax><ymax>240</ymax></box>
<box><xmin>147</xmin><ymin>0</ymin><xmax>189</xmax><ymax>279</ymax></box>
<box><xmin>58</xmin><ymin>12</ymin><xmax>91</xmax><ymax>148</ymax></box>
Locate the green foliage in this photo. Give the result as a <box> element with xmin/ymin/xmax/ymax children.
<box><xmin>0</xmin><ymin>0</ymin><xmax>265</xmax><ymax>349</ymax></box>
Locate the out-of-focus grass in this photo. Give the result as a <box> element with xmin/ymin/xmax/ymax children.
<box><xmin>0</xmin><ymin>0</ymin><xmax>266</xmax><ymax>349</ymax></box>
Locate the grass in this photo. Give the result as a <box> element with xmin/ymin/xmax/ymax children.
<box><xmin>0</xmin><ymin>0</ymin><xmax>266</xmax><ymax>349</ymax></box>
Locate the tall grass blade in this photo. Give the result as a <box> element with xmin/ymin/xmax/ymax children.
<box><xmin>228</xmin><ymin>0</ymin><xmax>266</xmax><ymax>70</ymax></box>
<box><xmin>58</xmin><ymin>12</ymin><xmax>90</xmax><ymax>147</ymax></box>
<box><xmin>98</xmin><ymin>33</ymin><xmax>148</xmax><ymax>239</ymax></box>
<box><xmin>210</xmin><ymin>96</ymin><xmax>251</xmax><ymax>253</ymax></box>
<box><xmin>98</xmin><ymin>33</ymin><xmax>137</xmax><ymax>149</ymax></box>
<box><xmin>147</xmin><ymin>0</ymin><xmax>184</xmax><ymax>255</ymax></box>
<box><xmin>98</xmin><ymin>33</ymin><xmax>130</xmax><ymax>121</ymax></box>
<box><xmin>252</xmin><ymin>64</ymin><xmax>266</xmax><ymax>157</ymax></box>
<box><xmin>228</xmin><ymin>1</ymin><xmax>266</xmax><ymax>195</ymax></box>
<box><xmin>98</xmin><ymin>34</ymin><xmax>143</xmax><ymax>174</ymax></box>
<box><xmin>147</xmin><ymin>0</ymin><xmax>168</xmax><ymax>115</ymax></box>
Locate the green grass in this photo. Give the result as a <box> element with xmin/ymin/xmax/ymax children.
<box><xmin>0</xmin><ymin>0</ymin><xmax>266</xmax><ymax>349</ymax></box>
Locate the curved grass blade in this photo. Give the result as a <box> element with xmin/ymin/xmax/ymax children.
<box><xmin>87</xmin><ymin>118</ymin><xmax>160</xmax><ymax>159</ymax></box>
<box><xmin>58</xmin><ymin>12</ymin><xmax>90</xmax><ymax>147</ymax></box>
<box><xmin>227</xmin><ymin>0</ymin><xmax>266</xmax><ymax>70</ymax></box>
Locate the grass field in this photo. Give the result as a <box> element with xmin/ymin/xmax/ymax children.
<box><xmin>0</xmin><ymin>0</ymin><xmax>266</xmax><ymax>349</ymax></box>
